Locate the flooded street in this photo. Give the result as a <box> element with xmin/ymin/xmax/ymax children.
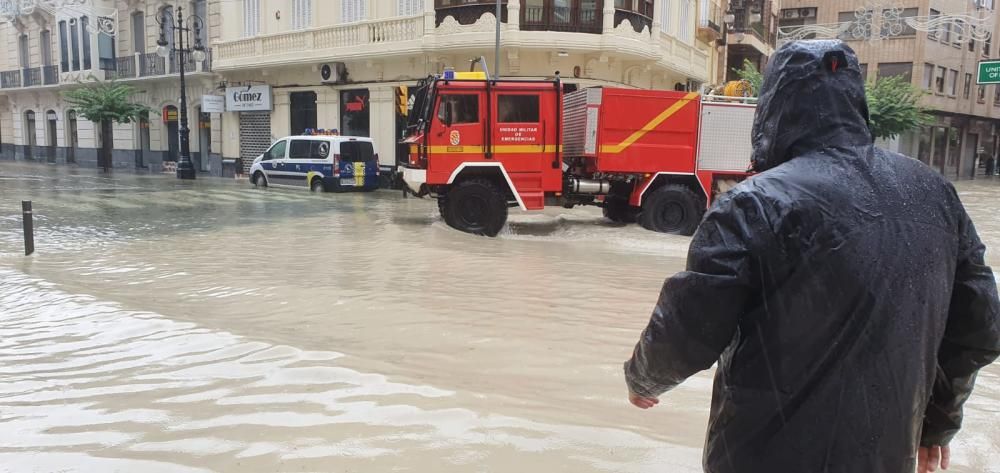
<box><xmin>1</xmin><ymin>162</ymin><xmax>998</xmax><ymax>472</ymax></box>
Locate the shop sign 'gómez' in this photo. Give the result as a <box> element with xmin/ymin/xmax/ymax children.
<box><xmin>226</xmin><ymin>85</ymin><xmax>273</xmax><ymax>112</ymax></box>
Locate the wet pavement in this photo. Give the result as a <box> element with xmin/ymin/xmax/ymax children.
<box><xmin>1</xmin><ymin>162</ymin><xmax>998</xmax><ymax>472</ymax></box>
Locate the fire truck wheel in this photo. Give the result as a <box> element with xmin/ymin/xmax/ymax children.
<box><xmin>253</xmin><ymin>172</ymin><xmax>267</xmax><ymax>188</ymax></box>
<box><xmin>603</xmin><ymin>196</ymin><xmax>638</xmax><ymax>223</ymax></box>
<box><xmin>639</xmin><ymin>184</ymin><xmax>704</xmax><ymax>236</ymax></box>
<box><xmin>443</xmin><ymin>179</ymin><xmax>508</xmax><ymax>237</ymax></box>
<box><xmin>310</xmin><ymin>178</ymin><xmax>326</xmax><ymax>193</ymax></box>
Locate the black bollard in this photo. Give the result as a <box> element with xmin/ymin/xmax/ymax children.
<box><xmin>22</xmin><ymin>201</ymin><xmax>34</xmax><ymax>256</ymax></box>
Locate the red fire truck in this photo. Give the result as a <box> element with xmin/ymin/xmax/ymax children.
<box><xmin>400</xmin><ymin>70</ymin><xmax>755</xmax><ymax>237</ymax></box>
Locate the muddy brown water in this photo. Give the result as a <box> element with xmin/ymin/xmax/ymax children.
<box><xmin>1</xmin><ymin>163</ymin><xmax>998</xmax><ymax>472</ymax></box>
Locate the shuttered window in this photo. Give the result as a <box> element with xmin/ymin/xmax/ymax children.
<box><xmin>397</xmin><ymin>0</ymin><xmax>423</xmax><ymax>16</ymax></box>
<box><xmin>243</xmin><ymin>0</ymin><xmax>260</xmax><ymax>36</ymax></box>
<box><xmin>342</xmin><ymin>0</ymin><xmax>367</xmax><ymax>23</ymax></box>
<box><xmin>660</xmin><ymin>0</ymin><xmax>671</xmax><ymax>34</ymax></box>
<box><xmin>292</xmin><ymin>0</ymin><xmax>312</xmax><ymax>29</ymax></box>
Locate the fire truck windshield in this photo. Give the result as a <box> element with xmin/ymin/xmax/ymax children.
<box><xmin>405</xmin><ymin>79</ymin><xmax>433</xmax><ymax>135</ymax></box>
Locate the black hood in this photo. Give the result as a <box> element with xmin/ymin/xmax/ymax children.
<box><xmin>750</xmin><ymin>40</ymin><xmax>873</xmax><ymax>172</ymax></box>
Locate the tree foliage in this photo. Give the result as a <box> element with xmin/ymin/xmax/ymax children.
<box><xmin>865</xmin><ymin>75</ymin><xmax>932</xmax><ymax>140</ymax></box>
<box><xmin>62</xmin><ymin>80</ymin><xmax>151</xmax><ymax>125</ymax></box>
<box><xmin>734</xmin><ymin>59</ymin><xmax>764</xmax><ymax>97</ymax></box>
<box><xmin>732</xmin><ymin>61</ymin><xmax>930</xmax><ymax>140</ymax></box>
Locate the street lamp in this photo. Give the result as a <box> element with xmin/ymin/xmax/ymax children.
<box><xmin>157</xmin><ymin>5</ymin><xmax>206</xmax><ymax>180</ymax></box>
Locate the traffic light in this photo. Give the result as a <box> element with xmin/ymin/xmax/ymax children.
<box><xmin>396</xmin><ymin>86</ymin><xmax>408</xmax><ymax>117</ymax></box>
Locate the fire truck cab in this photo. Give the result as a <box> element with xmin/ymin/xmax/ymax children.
<box><xmin>401</xmin><ymin>70</ymin><xmax>754</xmax><ymax>237</ymax></box>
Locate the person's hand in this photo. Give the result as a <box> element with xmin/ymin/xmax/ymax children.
<box><xmin>917</xmin><ymin>445</ymin><xmax>950</xmax><ymax>472</ymax></box>
<box><xmin>628</xmin><ymin>390</ymin><xmax>659</xmax><ymax>409</ymax></box>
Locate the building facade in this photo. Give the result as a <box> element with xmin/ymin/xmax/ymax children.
<box><xmin>0</xmin><ymin>1</ymin><xmax>727</xmax><ymax>176</ymax></box>
<box><xmin>0</xmin><ymin>0</ymin><xmax>223</xmax><ymax>173</ymax></box>
<box><xmin>780</xmin><ymin>0</ymin><xmax>1000</xmax><ymax>179</ymax></box>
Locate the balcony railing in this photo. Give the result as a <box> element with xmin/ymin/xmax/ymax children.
<box><xmin>521</xmin><ymin>2</ymin><xmax>602</xmax><ymax>34</ymax></box>
<box><xmin>435</xmin><ymin>2</ymin><xmax>508</xmax><ymax>27</ymax></box>
<box><xmin>1</xmin><ymin>49</ymin><xmax>212</xmax><ymax>89</ymax></box>
<box><xmin>42</xmin><ymin>65</ymin><xmax>58</xmax><ymax>85</ymax></box>
<box><xmin>23</xmin><ymin>67</ymin><xmax>41</xmax><ymax>87</ymax></box>
<box><xmin>614</xmin><ymin>9</ymin><xmax>652</xmax><ymax>34</ymax></box>
<box><xmin>1</xmin><ymin>70</ymin><xmax>20</xmax><ymax>88</ymax></box>
<box><xmin>699</xmin><ymin>1</ymin><xmax>722</xmax><ymax>33</ymax></box>
<box><xmin>215</xmin><ymin>17</ymin><xmax>424</xmax><ymax>64</ymax></box>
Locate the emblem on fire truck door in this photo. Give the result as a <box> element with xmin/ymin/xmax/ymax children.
<box><xmin>449</xmin><ymin>130</ymin><xmax>461</xmax><ymax>146</ymax></box>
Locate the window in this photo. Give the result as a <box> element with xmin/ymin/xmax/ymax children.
<box><xmin>882</xmin><ymin>8</ymin><xmax>916</xmax><ymax>37</ymax></box>
<box><xmin>98</xmin><ymin>31</ymin><xmax>115</xmax><ymax>71</ymax></box>
<box><xmin>639</xmin><ymin>0</ymin><xmax>653</xmax><ymax>18</ymax></box>
<box><xmin>398</xmin><ymin>0</ymin><xmax>423</xmax><ymax>16</ymax></box>
<box><xmin>289</xmin><ymin>91</ymin><xmax>317</xmax><ymax>135</ymax></box>
<box><xmin>498</xmin><ymin>95</ymin><xmax>540</xmax><ymax>122</ymax></box>
<box><xmin>928</xmin><ymin>9</ymin><xmax>940</xmax><ymax>40</ymax></box>
<box><xmin>265</xmin><ymin>140</ymin><xmax>286</xmax><ymax>160</ymax></box>
<box><xmin>340</xmin><ymin>141</ymin><xmax>375</xmax><ymax>162</ymax></box>
<box><xmin>341</xmin><ymin>89</ymin><xmax>370</xmax><ymax>136</ymax></box>
<box><xmin>877</xmin><ymin>62</ymin><xmax>912</xmax><ymax>82</ymax></box>
<box><xmin>615</xmin><ymin>0</ymin><xmax>630</xmax><ymax>8</ymax></box>
<box><xmin>994</xmin><ymin>85</ymin><xmax>1000</xmax><ymax>105</ymax></box>
<box><xmin>947</xmin><ymin>69</ymin><xmax>958</xmax><ymax>96</ymax></box>
<box><xmin>310</xmin><ymin>141</ymin><xmax>329</xmax><ymax>159</ymax></box>
<box><xmin>58</xmin><ymin>21</ymin><xmax>69</xmax><ymax>72</ymax></box>
<box><xmin>951</xmin><ymin>21</ymin><xmax>963</xmax><ymax>48</ymax></box>
<box><xmin>18</xmin><ymin>34</ymin><xmax>28</xmax><ymax>69</ymax></box>
<box><xmin>438</xmin><ymin>94</ymin><xmax>479</xmax><ymax>124</ymax></box>
<box><xmin>342</xmin><ymin>0</ymin><xmax>366</xmax><ymax>23</ymax></box>
<box><xmin>935</xmin><ymin>66</ymin><xmax>946</xmax><ymax>93</ymax></box>
<box><xmin>985</xmin><ymin>33</ymin><xmax>993</xmax><ymax>57</ymax></box>
<box><xmin>970</xmin><ymin>37</ymin><xmax>976</xmax><ymax>52</ymax></box>
<box><xmin>81</xmin><ymin>17</ymin><xmax>91</xmax><ymax>70</ymax></box>
<box><xmin>288</xmin><ymin>140</ymin><xmax>312</xmax><ymax>159</ymax></box>
<box><xmin>679</xmin><ymin>0</ymin><xmax>693</xmax><ymax>43</ymax></box>
<box><xmin>243</xmin><ymin>0</ymin><xmax>260</xmax><ymax>36</ymax></box>
<box><xmin>193</xmin><ymin>0</ymin><xmax>207</xmax><ymax>45</ymax></box>
<box><xmin>860</xmin><ymin>63</ymin><xmax>869</xmax><ymax>81</ymax></box>
<box><xmin>132</xmin><ymin>12</ymin><xmax>145</xmax><ymax>54</ymax></box>
<box><xmin>979</xmin><ymin>84</ymin><xmax>987</xmax><ymax>103</ymax></box>
<box><xmin>292</xmin><ymin>0</ymin><xmax>312</xmax><ymax>29</ymax></box>
<box><xmin>660</xmin><ymin>0</ymin><xmax>671</xmax><ymax>34</ymax></box>
<box><xmin>923</xmin><ymin>63</ymin><xmax>934</xmax><ymax>90</ymax></box>
<box><xmin>965</xmin><ymin>73</ymin><xmax>973</xmax><ymax>99</ymax></box>
<box><xmin>40</xmin><ymin>30</ymin><xmax>52</xmax><ymax>66</ymax></box>
<box><xmin>839</xmin><ymin>11</ymin><xmax>868</xmax><ymax>40</ymax></box>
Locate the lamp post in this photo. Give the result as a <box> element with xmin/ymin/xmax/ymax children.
<box><xmin>157</xmin><ymin>5</ymin><xmax>206</xmax><ymax>180</ymax></box>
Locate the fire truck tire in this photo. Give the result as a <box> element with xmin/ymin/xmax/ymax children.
<box><xmin>442</xmin><ymin>179</ymin><xmax>508</xmax><ymax>237</ymax></box>
<box><xmin>639</xmin><ymin>184</ymin><xmax>704</xmax><ymax>236</ymax></box>
<box><xmin>603</xmin><ymin>196</ymin><xmax>638</xmax><ymax>223</ymax></box>
<box><xmin>253</xmin><ymin>172</ymin><xmax>267</xmax><ymax>187</ymax></box>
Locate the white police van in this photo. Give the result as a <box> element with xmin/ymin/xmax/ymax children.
<box><xmin>249</xmin><ymin>130</ymin><xmax>379</xmax><ymax>192</ymax></box>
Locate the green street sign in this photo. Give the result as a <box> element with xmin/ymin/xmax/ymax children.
<box><xmin>977</xmin><ymin>60</ymin><xmax>1000</xmax><ymax>84</ymax></box>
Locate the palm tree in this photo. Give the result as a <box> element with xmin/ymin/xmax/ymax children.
<box><xmin>63</xmin><ymin>80</ymin><xmax>150</xmax><ymax>172</ymax></box>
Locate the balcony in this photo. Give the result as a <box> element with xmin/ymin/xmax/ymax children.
<box><xmin>213</xmin><ymin>16</ymin><xmax>425</xmax><ymax>70</ymax></box>
<box><xmin>614</xmin><ymin>9</ymin><xmax>651</xmax><ymax>34</ymax></box>
<box><xmin>23</xmin><ymin>67</ymin><xmax>41</xmax><ymax>87</ymax></box>
<box><xmin>436</xmin><ymin>0</ymin><xmax>508</xmax><ymax>27</ymax></box>
<box><xmin>521</xmin><ymin>1</ymin><xmax>601</xmax><ymax>34</ymax></box>
<box><xmin>697</xmin><ymin>2</ymin><xmax>723</xmax><ymax>42</ymax></box>
<box><xmin>1</xmin><ymin>49</ymin><xmax>213</xmax><ymax>90</ymax></box>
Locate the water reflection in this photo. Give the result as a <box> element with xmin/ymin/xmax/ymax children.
<box><xmin>0</xmin><ymin>163</ymin><xmax>997</xmax><ymax>471</ymax></box>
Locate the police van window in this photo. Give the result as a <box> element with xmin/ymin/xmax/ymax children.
<box><xmin>288</xmin><ymin>140</ymin><xmax>311</xmax><ymax>159</ymax></box>
<box><xmin>438</xmin><ymin>94</ymin><xmax>478</xmax><ymax>124</ymax></box>
<box><xmin>498</xmin><ymin>95</ymin><xmax>540</xmax><ymax>123</ymax></box>
<box><xmin>310</xmin><ymin>141</ymin><xmax>330</xmax><ymax>159</ymax></box>
<box><xmin>340</xmin><ymin>141</ymin><xmax>375</xmax><ymax>162</ymax></box>
<box><xmin>265</xmin><ymin>140</ymin><xmax>286</xmax><ymax>160</ymax></box>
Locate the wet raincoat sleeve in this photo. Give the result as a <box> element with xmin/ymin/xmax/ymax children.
<box><xmin>921</xmin><ymin>201</ymin><xmax>1000</xmax><ymax>447</ymax></box>
<box><xmin>624</xmin><ymin>191</ymin><xmax>765</xmax><ymax>398</ymax></box>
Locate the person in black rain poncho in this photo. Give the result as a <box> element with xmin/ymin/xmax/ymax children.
<box><xmin>623</xmin><ymin>40</ymin><xmax>1000</xmax><ymax>473</ymax></box>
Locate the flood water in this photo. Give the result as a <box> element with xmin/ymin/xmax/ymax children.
<box><xmin>1</xmin><ymin>162</ymin><xmax>998</xmax><ymax>472</ymax></box>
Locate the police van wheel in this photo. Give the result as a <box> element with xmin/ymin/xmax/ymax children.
<box><xmin>311</xmin><ymin>178</ymin><xmax>325</xmax><ymax>193</ymax></box>
<box><xmin>253</xmin><ymin>172</ymin><xmax>267</xmax><ymax>188</ymax></box>
<box><xmin>639</xmin><ymin>184</ymin><xmax>704</xmax><ymax>236</ymax></box>
<box><xmin>443</xmin><ymin>179</ymin><xmax>508</xmax><ymax>237</ymax></box>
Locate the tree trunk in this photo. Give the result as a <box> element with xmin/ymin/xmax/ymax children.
<box><xmin>100</xmin><ymin>120</ymin><xmax>113</xmax><ymax>173</ymax></box>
